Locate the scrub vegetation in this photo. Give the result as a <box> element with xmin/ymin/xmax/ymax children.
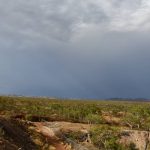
<box><xmin>0</xmin><ymin>96</ymin><xmax>150</xmax><ymax>150</ymax></box>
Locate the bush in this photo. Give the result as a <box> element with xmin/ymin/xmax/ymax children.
<box><xmin>90</xmin><ymin>126</ymin><xmax>124</xmax><ymax>150</ymax></box>
<box><xmin>84</xmin><ymin>114</ymin><xmax>103</xmax><ymax>124</ymax></box>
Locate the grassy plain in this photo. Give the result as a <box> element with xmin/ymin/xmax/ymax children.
<box><xmin>0</xmin><ymin>96</ymin><xmax>150</xmax><ymax>150</ymax></box>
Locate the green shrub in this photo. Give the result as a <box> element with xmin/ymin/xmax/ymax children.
<box><xmin>85</xmin><ymin>114</ymin><xmax>103</xmax><ymax>124</ymax></box>
<box><xmin>90</xmin><ymin>126</ymin><xmax>124</xmax><ymax>150</ymax></box>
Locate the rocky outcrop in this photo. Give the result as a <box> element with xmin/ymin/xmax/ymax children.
<box><xmin>120</xmin><ymin>130</ymin><xmax>150</xmax><ymax>150</ymax></box>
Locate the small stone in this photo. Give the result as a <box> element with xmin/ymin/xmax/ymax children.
<box><xmin>48</xmin><ymin>145</ymin><xmax>56</xmax><ymax>150</ymax></box>
<box><xmin>33</xmin><ymin>138</ymin><xmax>43</xmax><ymax>146</ymax></box>
<box><xmin>28</xmin><ymin>126</ymin><xmax>35</xmax><ymax>130</ymax></box>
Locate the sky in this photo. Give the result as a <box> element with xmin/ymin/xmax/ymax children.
<box><xmin>0</xmin><ymin>0</ymin><xmax>150</xmax><ymax>99</ymax></box>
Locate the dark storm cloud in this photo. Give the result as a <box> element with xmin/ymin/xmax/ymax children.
<box><xmin>0</xmin><ymin>0</ymin><xmax>150</xmax><ymax>98</ymax></box>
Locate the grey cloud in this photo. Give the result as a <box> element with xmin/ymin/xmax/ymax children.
<box><xmin>1</xmin><ymin>0</ymin><xmax>150</xmax><ymax>42</ymax></box>
<box><xmin>0</xmin><ymin>0</ymin><xmax>150</xmax><ymax>99</ymax></box>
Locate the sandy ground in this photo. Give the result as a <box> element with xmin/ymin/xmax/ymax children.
<box><xmin>32</xmin><ymin>121</ymin><xmax>92</xmax><ymax>150</ymax></box>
